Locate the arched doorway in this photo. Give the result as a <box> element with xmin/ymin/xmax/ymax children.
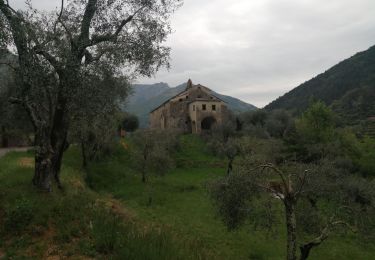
<box><xmin>201</xmin><ymin>116</ymin><xmax>216</xmax><ymax>131</ymax></box>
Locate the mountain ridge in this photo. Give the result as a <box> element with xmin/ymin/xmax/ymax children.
<box><xmin>265</xmin><ymin>45</ymin><xmax>375</xmax><ymax>124</ymax></box>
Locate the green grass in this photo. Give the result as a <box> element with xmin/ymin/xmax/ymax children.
<box><xmin>87</xmin><ymin>134</ymin><xmax>375</xmax><ymax>260</ymax></box>
<box><xmin>0</xmin><ymin>148</ymin><xmax>205</xmax><ymax>259</ymax></box>
<box><xmin>1</xmin><ymin>135</ymin><xmax>375</xmax><ymax>259</ymax></box>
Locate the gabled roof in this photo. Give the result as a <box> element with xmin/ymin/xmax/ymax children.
<box><xmin>150</xmin><ymin>80</ymin><xmax>226</xmax><ymax>113</ymax></box>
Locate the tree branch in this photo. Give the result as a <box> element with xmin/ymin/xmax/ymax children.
<box><xmin>53</xmin><ymin>0</ymin><xmax>64</xmax><ymax>33</ymax></box>
<box><xmin>295</xmin><ymin>170</ymin><xmax>310</xmax><ymax>198</ymax></box>
<box><xmin>78</xmin><ymin>0</ymin><xmax>98</xmax><ymax>45</ymax></box>
<box><xmin>252</xmin><ymin>164</ymin><xmax>289</xmax><ymax>194</ymax></box>
<box><xmin>256</xmin><ymin>183</ymin><xmax>285</xmax><ymax>200</ymax></box>
<box><xmin>88</xmin><ymin>6</ymin><xmax>145</xmax><ymax>47</ymax></box>
<box><xmin>83</xmin><ymin>49</ymin><xmax>106</xmax><ymax>65</ymax></box>
<box><xmin>33</xmin><ymin>47</ymin><xmax>61</xmax><ymax>71</ymax></box>
<box><xmin>0</xmin><ymin>61</ymin><xmax>17</xmax><ymax>71</ymax></box>
<box><xmin>4</xmin><ymin>0</ymin><xmax>18</xmax><ymax>16</ymax></box>
<box><xmin>54</xmin><ymin>0</ymin><xmax>74</xmax><ymax>47</ymax></box>
<box><xmin>299</xmin><ymin>214</ymin><xmax>356</xmax><ymax>260</ymax></box>
<box><xmin>9</xmin><ymin>96</ymin><xmax>40</xmax><ymax>129</ymax></box>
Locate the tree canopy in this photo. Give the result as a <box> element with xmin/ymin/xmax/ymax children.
<box><xmin>0</xmin><ymin>0</ymin><xmax>182</xmax><ymax>191</ymax></box>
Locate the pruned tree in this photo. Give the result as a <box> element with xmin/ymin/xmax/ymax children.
<box><xmin>0</xmin><ymin>0</ymin><xmax>181</xmax><ymax>191</ymax></box>
<box><xmin>131</xmin><ymin>129</ymin><xmax>178</xmax><ymax>183</ymax></box>
<box><xmin>209</xmin><ymin>158</ymin><xmax>375</xmax><ymax>260</ymax></box>
<box><xmin>130</xmin><ymin>129</ymin><xmax>179</xmax><ymax>205</ymax></box>
<box><xmin>206</xmin><ymin>117</ymin><xmax>239</xmax><ymax>175</ymax></box>
<box><xmin>207</xmin><ymin>137</ymin><xmax>239</xmax><ymax>175</ymax></box>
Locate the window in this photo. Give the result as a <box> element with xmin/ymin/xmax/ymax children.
<box><xmin>186</xmin><ymin>96</ymin><xmax>189</xmax><ymax>99</ymax></box>
<box><xmin>212</xmin><ymin>105</ymin><xmax>216</xmax><ymax>111</ymax></box>
<box><xmin>202</xmin><ymin>104</ymin><xmax>206</xmax><ymax>110</ymax></box>
<box><xmin>179</xmin><ymin>98</ymin><xmax>183</xmax><ymax>102</ymax></box>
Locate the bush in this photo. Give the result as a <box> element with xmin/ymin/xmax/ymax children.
<box><xmin>121</xmin><ymin>114</ymin><xmax>139</xmax><ymax>132</ymax></box>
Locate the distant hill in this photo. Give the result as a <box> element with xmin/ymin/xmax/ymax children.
<box><xmin>124</xmin><ymin>82</ymin><xmax>257</xmax><ymax>127</ymax></box>
<box><xmin>265</xmin><ymin>45</ymin><xmax>375</xmax><ymax>124</ymax></box>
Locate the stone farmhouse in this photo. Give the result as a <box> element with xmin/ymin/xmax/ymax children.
<box><xmin>149</xmin><ymin>80</ymin><xmax>229</xmax><ymax>134</ymax></box>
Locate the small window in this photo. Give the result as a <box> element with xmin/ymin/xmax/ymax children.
<box><xmin>179</xmin><ymin>98</ymin><xmax>183</xmax><ymax>102</ymax></box>
<box><xmin>193</xmin><ymin>105</ymin><xmax>195</xmax><ymax>111</ymax></box>
<box><xmin>202</xmin><ymin>104</ymin><xmax>206</xmax><ymax>110</ymax></box>
<box><xmin>186</xmin><ymin>96</ymin><xmax>189</xmax><ymax>99</ymax></box>
<box><xmin>212</xmin><ymin>105</ymin><xmax>216</xmax><ymax>111</ymax></box>
<box><xmin>197</xmin><ymin>95</ymin><xmax>202</xmax><ymax>98</ymax></box>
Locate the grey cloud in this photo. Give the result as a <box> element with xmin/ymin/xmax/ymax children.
<box><xmin>141</xmin><ymin>0</ymin><xmax>375</xmax><ymax>107</ymax></box>
<box><xmin>9</xmin><ymin>0</ymin><xmax>375</xmax><ymax>107</ymax></box>
<box><xmin>12</xmin><ymin>0</ymin><xmax>60</xmax><ymax>10</ymax></box>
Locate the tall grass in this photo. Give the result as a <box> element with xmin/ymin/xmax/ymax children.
<box><xmin>0</xmin><ymin>149</ymin><xmax>208</xmax><ymax>259</ymax></box>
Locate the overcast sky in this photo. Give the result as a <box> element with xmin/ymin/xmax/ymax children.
<box><xmin>12</xmin><ymin>0</ymin><xmax>375</xmax><ymax>107</ymax></box>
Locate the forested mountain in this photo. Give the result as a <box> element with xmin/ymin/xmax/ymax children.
<box><xmin>265</xmin><ymin>45</ymin><xmax>375</xmax><ymax>124</ymax></box>
<box><xmin>124</xmin><ymin>82</ymin><xmax>257</xmax><ymax>127</ymax></box>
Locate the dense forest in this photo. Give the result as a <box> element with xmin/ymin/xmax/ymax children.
<box><xmin>266</xmin><ymin>45</ymin><xmax>375</xmax><ymax>124</ymax></box>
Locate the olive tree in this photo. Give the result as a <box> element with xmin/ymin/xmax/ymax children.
<box><xmin>0</xmin><ymin>0</ymin><xmax>181</xmax><ymax>191</ymax></box>
<box><xmin>131</xmin><ymin>129</ymin><xmax>178</xmax><ymax>183</ymax></box>
<box><xmin>209</xmin><ymin>144</ymin><xmax>375</xmax><ymax>260</ymax></box>
<box><xmin>206</xmin><ymin>116</ymin><xmax>239</xmax><ymax>175</ymax></box>
<box><xmin>69</xmin><ymin>73</ymin><xmax>129</xmax><ymax>168</ymax></box>
<box><xmin>130</xmin><ymin>129</ymin><xmax>179</xmax><ymax>205</ymax></box>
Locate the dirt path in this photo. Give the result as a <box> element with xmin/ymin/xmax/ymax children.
<box><xmin>0</xmin><ymin>147</ymin><xmax>32</xmax><ymax>158</ymax></box>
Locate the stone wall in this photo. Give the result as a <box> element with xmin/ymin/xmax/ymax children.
<box><xmin>149</xmin><ymin>82</ymin><xmax>229</xmax><ymax>134</ymax></box>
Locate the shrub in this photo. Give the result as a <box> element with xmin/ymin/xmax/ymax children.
<box><xmin>121</xmin><ymin>114</ymin><xmax>139</xmax><ymax>132</ymax></box>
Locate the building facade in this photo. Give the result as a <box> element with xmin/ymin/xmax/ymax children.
<box><xmin>149</xmin><ymin>80</ymin><xmax>229</xmax><ymax>134</ymax></box>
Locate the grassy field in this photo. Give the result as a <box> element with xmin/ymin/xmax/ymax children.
<box><xmin>88</xmin><ymin>135</ymin><xmax>375</xmax><ymax>260</ymax></box>
<box><xmin>0</xmin><ymin>148</ymin><xmax>203</xmax><ymax>259</ymax></box>
<box><xmin>0</xmin><ymin>135</ymin><xmax>374</xmax><ymax>259</ymax></box>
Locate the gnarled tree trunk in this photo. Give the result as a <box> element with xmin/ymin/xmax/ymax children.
<box><xmin>33</xmin><ymin>126</ymin><xmax>53</xmax><ymax>191</ymax></box>
<box><xmin>32</xmin><ymin>121</ymin><xmax>69</xmax><ymax>191</ymax></box>
<box><xmin>50</xmin><ymin>105</ymin><xmax>69</xmax><ymax>188</ymax></box>
<box><xmin>284</xmin><ymin>197</ymin><xmax>297</xmax><ymax>260</ymax></box>
<box><xmin>51</xmin><ymin>132</ymin><xmax>69</xmax><ymax>189</ymax></box>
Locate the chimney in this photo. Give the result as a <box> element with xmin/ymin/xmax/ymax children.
<box><xmin>186</xmin><ymin>79</ymin><xmax>193</xmax><ymax>89</ymax></box>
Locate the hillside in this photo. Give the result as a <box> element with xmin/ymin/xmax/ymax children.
<box><xmin>124</xmin><ymin>82</ymin><xmax>257</xmax><ymax>127</ymax></box>
<box><xmin>265</xmin><ymin>45</ymin><xmax>375</xmax><ymax>123</ymax></box>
